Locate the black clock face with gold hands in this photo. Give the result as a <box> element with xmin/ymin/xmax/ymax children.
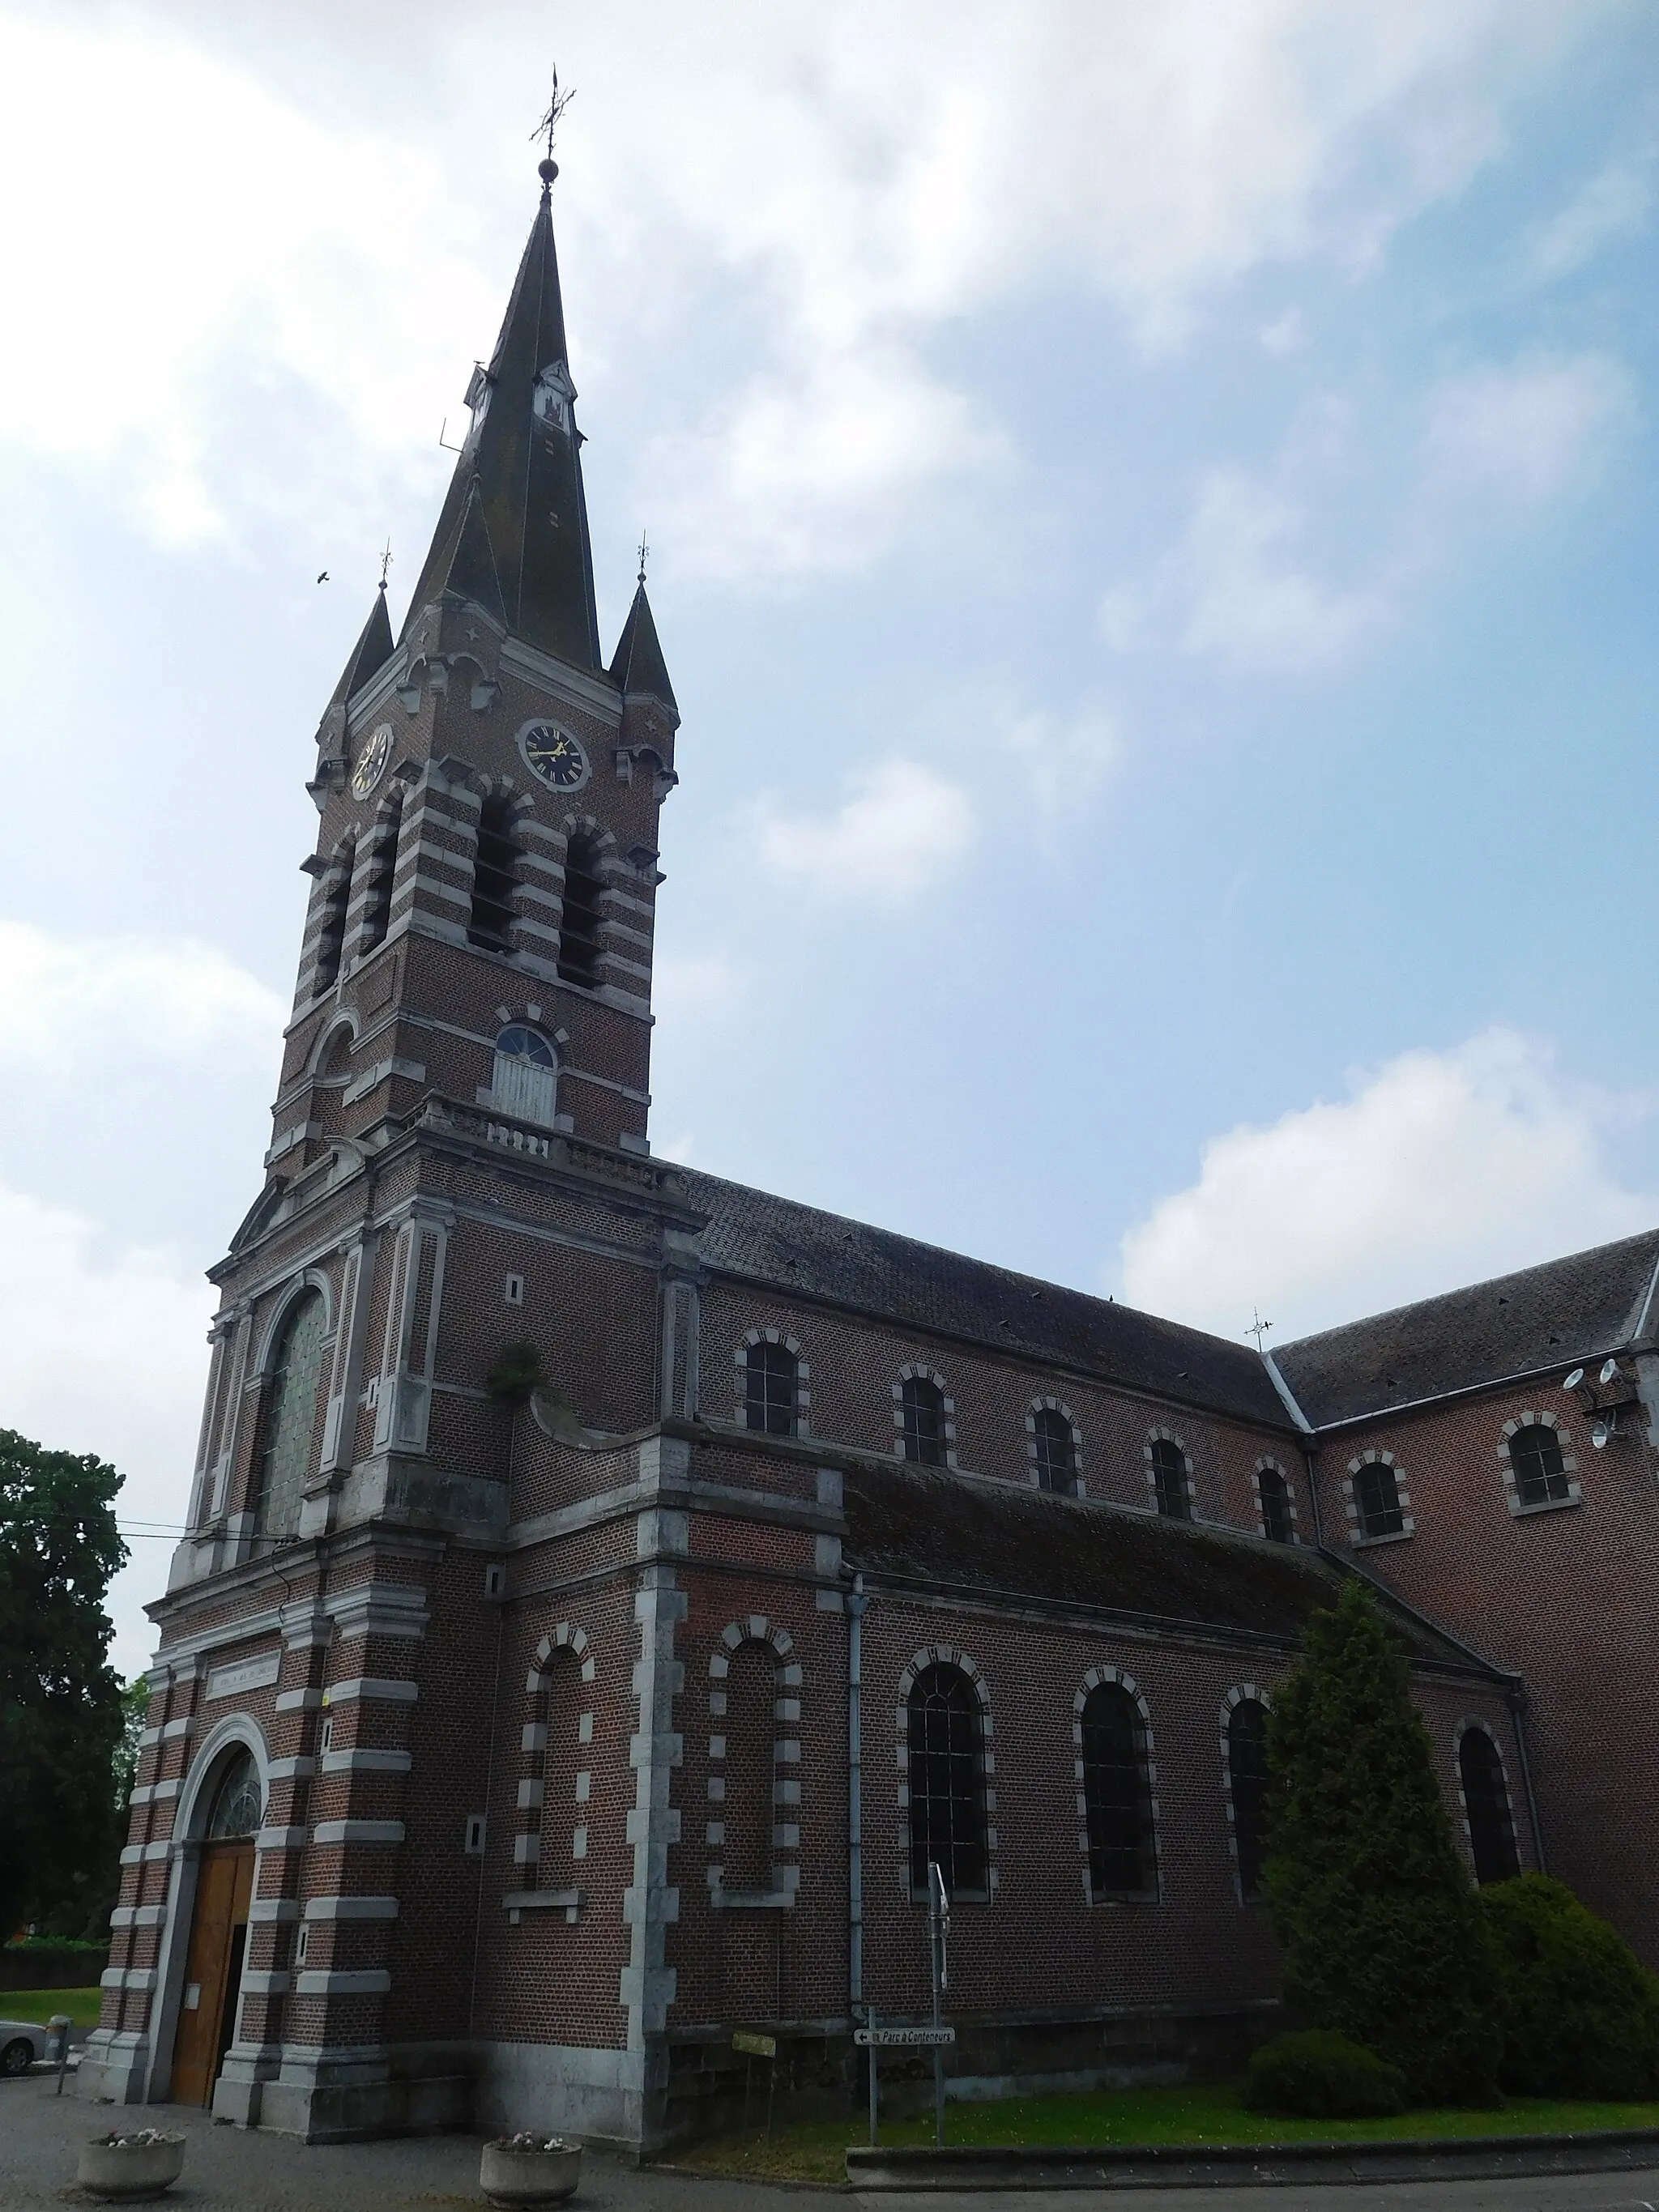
<box><xmin>518</xmin><ymin>721</ymin><xmax>590</xmax><ymax>791</ymax></box>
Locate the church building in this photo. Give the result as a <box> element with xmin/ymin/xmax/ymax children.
<box><xmin>81</xmin><ymin>149</ymin><xmax>1659</xmax><ymax>2150</ymax></box>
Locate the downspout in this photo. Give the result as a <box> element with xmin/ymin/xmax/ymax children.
<box><xmin>1508</xmin><ymin>1683</ymin><xmax>1547</xmax><ymax>1876</ymax></box>
<box><xmin>847</xmin><ymin>1575</ymin><xmax>867</xmax><ymax>2022</ymax></box>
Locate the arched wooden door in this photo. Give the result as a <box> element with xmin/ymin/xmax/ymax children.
<box><xmin>170</xmin><ymin>1750</ymin><xmax>262</xmax><ymax>2108</ymax></box>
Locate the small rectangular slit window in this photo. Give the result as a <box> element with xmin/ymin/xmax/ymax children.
<box><xmin>504</xmin><ymin>1273</ymin><xmax>525</xmax><ymax>1306</ymax></box>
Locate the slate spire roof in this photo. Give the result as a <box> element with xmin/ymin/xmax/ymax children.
<box><xmin>327</xmin><ymin>586</ymin><xmax>395</xmax><ymax>711</ymax></box>
<box><xmin>403</xmin><ymin>162</ymin><xmax>601</xmax><ymax>671</ymax></box>
<box><xmin>608</xmin><ymin>578</ymin><xmax>678</xmax><ymax>716</ymax></box>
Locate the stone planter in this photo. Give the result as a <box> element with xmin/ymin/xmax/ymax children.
<box><xmin>479</xmin><ymin>2137</ymin><xmax>582</xmax><ymax>2206</ymax></box>
<box><xmin>76</xmin><ymin>2133</ymin><xmax>186</xmax><ymax>2201</ymax></box>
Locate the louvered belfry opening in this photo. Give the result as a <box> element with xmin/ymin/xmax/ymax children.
<box><xmin>360</xmin><ymin>793</ymin><xmax>403</xmax><ymax>956</ymax></box>
<box><xmin>557</xmin><ymin>831</ymin><xmax>603</xmax><ymax>986</ymax></box>
<box><xmin>468</xmin><ymin>795</ymin><xmax>522</xmax><ymax>952</ymax></box>
<box><xmin>313</xmin><ymin>839</ymin><xmax>354</xmax><ymax>994</ymax></box>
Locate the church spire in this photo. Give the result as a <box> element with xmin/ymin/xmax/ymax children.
<box><xmin>402</xmin><ymin>155</ymin><xmax>601</xmax><ymax>671</ymax></box>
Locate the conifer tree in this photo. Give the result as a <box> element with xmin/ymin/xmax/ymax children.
<box><xmin>1262</xmin><ymin>1577</ymin><xmax>1500</xmax><ymax>2104</ymax></box>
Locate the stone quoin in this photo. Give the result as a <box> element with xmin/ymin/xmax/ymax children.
<box><xmin>80</xmin><ymin>143</ymin><xmax>1659</xmax><ymax>2152</ymax></box>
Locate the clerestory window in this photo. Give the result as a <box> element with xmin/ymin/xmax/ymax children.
<box><xmin>1510</xmin><ymin>1423</ymin><xmax>1571</xmax><ymax>1507</ymax></box>
<box><xmin>1033</xmin><ymin>1408</ymin><xmax>1077</xmax><ymax>1494</ymax></box>
<box><xmin>1354</xmin><ymin>1460</ymin><xmax>1405</xmax><ymax>1540</ymax></box>
<box><xmin>1258</xmin><ymin>1465</ymin><xmax>1293</xmax><ymax>1544</ymax></box>
<box><xmin>1150</xmin><ymin>1437</ymin><xmax>1190</xmax><ymax>1519</ymax></box>
<box><xmin>900</xmin><ymin>1375</ymin><xmax>947</xmax><ymax>1466</ymax></box>
<box><xmin>744</xmin><ymin>1341</ymin><xmax>799</xmax><ymax>1437</ymax></box>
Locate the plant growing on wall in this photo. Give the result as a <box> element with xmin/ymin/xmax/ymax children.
<box><xmin>1263</xmin><ymin>1576</ymin><xmax>1501</xmax><ymax>2104</ymax></box>
<box><xmin>486</xmin><ymin>1340</ymin><xmax>545</xmax><ymax>1409</ymax></box>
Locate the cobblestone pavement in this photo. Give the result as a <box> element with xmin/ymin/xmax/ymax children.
<box><xmin>3</xmin><ymin>2081</ymin><xmax>1658</xmax><ymax>2212</ymax></box>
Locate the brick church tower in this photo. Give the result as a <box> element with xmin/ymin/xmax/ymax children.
<box><xmin>84</xmin><ymin>152</ymin><xmax>712</xmax><ymax>2141</ymax></box>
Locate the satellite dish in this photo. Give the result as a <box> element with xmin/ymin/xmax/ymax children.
<box><xmin>1592</xmin><ymin>1420</ymin><xmax>1610</xmax><ymax>1450</ymax></box>
<box><xmin>1599</xmin><ymin>1358</ymin><xmax>1621</xmax><ymax>1387</ymax></box>
<box><xmin>1563</xmin><ymin>1368</ymin><xmax>1584</xmax><ymax>1392</ymax></box>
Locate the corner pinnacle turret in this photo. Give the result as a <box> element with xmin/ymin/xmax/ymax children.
<box><xmin>403</xmin><ymin>157</ymin><xmax>601</xmax><ymax>671</ymax></box>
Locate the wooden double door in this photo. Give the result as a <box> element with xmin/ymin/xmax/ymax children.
<box><xmin>170</xmin><ymin>1842</ymin><xmax>254</xmax><ymax>2107</ymax></box>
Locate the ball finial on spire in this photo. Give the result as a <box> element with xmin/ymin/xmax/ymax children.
<box><xmin>532</xmin><ymin>68</ymin><xmax>574</xmax><ymax>194</ymax></box>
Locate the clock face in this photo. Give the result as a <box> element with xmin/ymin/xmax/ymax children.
<box><xmin>351</xmin><ymin>722</ymin><xmax>393</xmax><ymax>800</ymax></box>
<box><xmin>518</xmin><ymin>720</ymin><xmax>590</xmax><ymax>791</ymax></box>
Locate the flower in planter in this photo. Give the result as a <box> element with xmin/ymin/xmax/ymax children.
<box><xmin>497</xmin><ymin>2133</ymin><xmax>569</xmax><ymax>2152</ymax></box>
<box><xmin>96</xmin><ymin>2130</ymin><xmax>186</xmax><ymax>2148</ymax></box>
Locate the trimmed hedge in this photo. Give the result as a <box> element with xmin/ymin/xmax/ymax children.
<box><xmin>1484</xmin><ymin>1874</ymin><xmax>1659</xmax><ymax>2099</ymax></box>
<box><xmin>1243</xmin><ymin>2029</ymin><xmax>1408</xmax><ymax>2119</ymax></box>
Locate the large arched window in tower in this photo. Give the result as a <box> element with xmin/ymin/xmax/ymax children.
<box><xmin>720</xmin><ymin>1639</ymin><xmax>778</xmax><ymax>1894</ymax></box>
<box><xmin>899</xmin><ymin>1375</ymin><xmax>947</xmax><ymax>1465</ymax></box>
<box><xmin>557</xmin><ymin>831</ymin><xmax>604</xmax><ymax>987</ymax></box>
<box><xmin>1033</xmin><ymin>1407</ymin><xmax>1077</xmax><ymax>1494</ymax></box>
<box><xmin>468</xmin><ymin>795</ymin><xmax>522</xmax><ymax>953</ymax></box>
<box><xmin>254</xmin><ymin>1291</ymin><xmax>325</xmax><ymax>1539</ymax></box>
<box><xmin>907</xmin><ymin>1664</ymin><xmax>985</xmax><ymax>1897</ymax></box>
<box><xmin>358</xmin><ymin>792</ymin><xmax>403</xmax><ymax>957</ymax></box>
<box><xmin>1149</xmin><ymin>1436</ymin><xmax>1190</xmax><ymax>1520</ymax></box>
<box><xmin>493</xmin><ymin>1025</ymin><xmax>558</xmax><ymax>1127</ymax></box>
<box><xmin>1226</xmin><ymin>1697</ymin><xmax>1271</xmax><ymax>1900</ymax></box>
<box><xmin>1081</xmin><ymin>1682</ymin><xmax>1155</xmax><ymax>1897</ymax></box>
<box><xmin>313</xmin><ymin>838</ymin><xmax>355</xmax><ymax>995</ymax></box>
<box><xmin>1459</xmin><ymin>1725</ymin><xmax>1520</xmax><ymax>1884</ymax></box>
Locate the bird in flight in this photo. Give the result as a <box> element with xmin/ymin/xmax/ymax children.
<box><xmin>317</xmin><ymin>570</ymin><xmax>330</xmax><ymax>583</ymax></box>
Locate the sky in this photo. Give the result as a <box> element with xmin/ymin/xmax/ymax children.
<box><xmin>1</xmin><ymin>1</ymin><xmax>1657</xmax><ymax>1678</ymax></box>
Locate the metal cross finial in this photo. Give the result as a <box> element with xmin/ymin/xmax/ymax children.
<box><xmin>378</xmin><ymin>539</ymin><xmax>393</xmax><ymax>591</ymax></box>
<box><xmin>637</xmin><ymin>531</ymin><xmax>650</xmax><ymax>586</ymax></box>
<box><xmin>532</xmin><ymin>69</ymin><xmax>575</xmax><ymax>164</ymax></box>
<box><xmin>1247</xmin><ymin>1306</ymin><xmax>1274</xmax><ymax>1353</ymax></box>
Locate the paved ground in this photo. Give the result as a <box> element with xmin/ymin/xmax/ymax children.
<box><xmin>3</xmin><ymin>2078</ymin><xmax>1659</xmax><ymax>2210</ymax></box>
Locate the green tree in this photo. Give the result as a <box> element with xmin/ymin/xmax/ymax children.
<box><xmin>1485</xmin><ymin>1873</ymin><xmax>1659</xmax><ymax>2098</ymax></box>
<box><xmin>1262</xmin><ymin>1577</ymin><xmax>1501</xmax><ymax>2104</ymax></box>
<box><xmin>0</xmin><ymin>1430</ymin><xmax>128</xmax><ymax>1940</ymax></box>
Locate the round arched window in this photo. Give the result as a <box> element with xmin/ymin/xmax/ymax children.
<box><xmin>205</xmin><ymin>1748</ymin><xmax>262</xmax><ymax>1839</ymax></box>
<box><xmin>493</xmin><ymin>1026</ymin><xmax>558</xmax><ymax>1126</ymax></box>
<box><xmin>255</xmin><ymin>1291</ymin><xmax>325</xmax><ymax>1539</ymax></box>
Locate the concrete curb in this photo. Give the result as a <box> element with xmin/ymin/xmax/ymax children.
<box><xmin>846</xmin><ymin>2128</ymin><xmax>1659</xmax><ymax>2191</ymax></box>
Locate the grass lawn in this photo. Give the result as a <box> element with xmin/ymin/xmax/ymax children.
<box><xmin>663</xmin><ymin>2082</ymin><xmax>1659</xmax><ymax>2187</ymax></box>
<box><xmin>0</xmin><ymin>1988</ymin><xmax>103</xmax><ymax>2029</ymax></box>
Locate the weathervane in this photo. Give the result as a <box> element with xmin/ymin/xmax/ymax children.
<box><xmin>637</xmin><ymin>531</ymin><xmax>650</xmax><ymax>586</ymax></box>
<box><xmin>378</xmin><ymin>539</ymin><xmax>393</xmax><ymax>591</ymax></box>
<box><xmin>1247</xmin><ymin>1306</ymin><xmax>1273</xmax><ymax>1353</ymax></box>
<box><xmin>532</xmin><ymin>68</ymin><xmax>575</xmax><ymax>173</ymax></box>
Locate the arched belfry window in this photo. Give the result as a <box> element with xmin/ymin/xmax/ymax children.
<box><xmin>557</xmin><ymin>832</ymin><xmax>603</xmax><ymax>987</ymax></box>
<box><xmin>1081</xmin><ymin>1683</ymin><xmax>1155</xmax><ymax>1897</ymax></box>
<box><xmin>205</xmin><ymin>1748</ymin><xmax>262</xmax><ymax>1840</ymax></box>
<box><xmin>907</xmin><ymin>1664</ymin><xmax>985</xmax><ymax>1897</ymax></box>
<box><xmin>359</xmin><ymin>792</ymin><xmax>403</xmax><ymax>956</ymax></box>
<box><xmin>1460</xmin><ymin>1726</ymin><xmax>1519</xmax><ymax>1884</ymax></box>
<box><xmin>468</xmin><ymin>795</ymin><xmax>521</xmax><ymax>953</ymax></box>
<box><xmin>900</xmin><ymin>1375</ymin><xmax>947</xmax><ymax>1465</ymax></box>
<box><xmin>1226</xmin><ymin>1698</ymin><xmax>1271</xmax><ymax>1900</ymax></box>
<box><xmin>493</xmin><ymin>1025</ymin><xmax>557</xmax><ymax>1127</ymax></box>
<box><xmin>254</xmin><ymin>1291</ymin><xmax>325</xmax><ymax>1538</ymax></box>
<box><xmin>313</xmin><ymin>838</ymin><xmax>354</xmax><ymax>995</ymax></box>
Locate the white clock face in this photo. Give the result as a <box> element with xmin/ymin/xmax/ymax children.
<box><xmin>351</xmin><ymin>722</ymin><xmax>393</xmax><ymax>800</ymax></box>
<box><xmin>518</xmin><ymin>720</ymin><xmax>590</xmax><ymax>791</ymax></box>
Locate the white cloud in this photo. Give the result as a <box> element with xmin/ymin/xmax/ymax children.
<box><xmin>0</xmin><ymin>919</ymin><xmax>284</xmax><ymax>1068</ymax></box>
<box><xmin>0</xmin><ymin>1</ymin><xmax>1614</xmax><ymax>578</ymax></box>
<box><xmin>1422</xmin><ymin>355</ymin><xmax>1633</xmax><ymax>505</ymax></box>
<box><xmin>996</xmin><ymin>701</ymin><xmax>1122</xmax><ymax>812</ymax></box>
<box><xmin>1532</xmin><ymin>152</ymin><xmax>1654</xmax><ymax>278</ymax></box>
<box><xmin>1119</xmin><ymin>1029</ymin><xmax>1656</xmax><ymax>1342</ymax></box>
<box><xmin>0</xmin><ymin>1182</ymin><xmax>212</xmax><ymax>1683</ymax></box>
<box><xmin>751</xmin><ymin>758</ymin><xmax>975</xmax><ymax>902</ymax></box>
<box><xmin>1103</xmin><ymin>468</ymin><xmax>1388</xmax><ymax>672</ymax></box>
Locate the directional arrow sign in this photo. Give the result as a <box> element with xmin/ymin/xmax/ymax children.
<box><xmin>855</xmin><ymin>2026</ymin><xmax>956</xmax><ymax>2047</ymax></box>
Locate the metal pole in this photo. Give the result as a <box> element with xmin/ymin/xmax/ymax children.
<box><xmin>867</xmin><ymin>2008</ymin><xmax>878</xmax><ymax>2146</ymax></box>
<box><xmin>51</xmin><ymin>2014</ymin><xmax>70</xmax><ymax>2096</ymax></box>
<box><xmin>928</xmin><ymin>1861</ymin><xmax>945</xmax><ymax>2149</ymax></box>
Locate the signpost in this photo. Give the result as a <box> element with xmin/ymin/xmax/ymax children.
<box><xmin>855</xmin><ymin>1862</ymin><xmax>955</xmax><ymax>2149</ymax></box>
